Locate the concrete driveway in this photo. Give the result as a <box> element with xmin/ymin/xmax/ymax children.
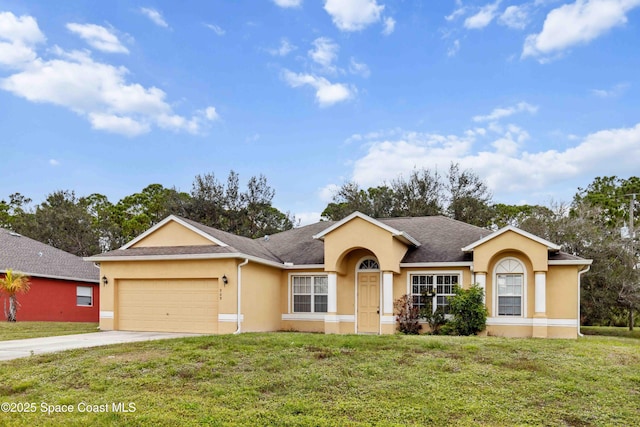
<box><xmin>0</xmin><ymin>331</ymin><xmax>203</xmax><ymax>361</ymax></box>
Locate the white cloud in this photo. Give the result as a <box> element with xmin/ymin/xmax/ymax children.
<box><xmin>308</xmin><ymin>37</ymin><xmax>339</xmax><ymax>73</ymax></box>
<box><xmin>351</xmin><ymin>132</ymin><xmax>475</xmax><ymax>186</ymax></box>
<box><xmin>319</xmin><ymin>183</ymin><xmax>340</xmax><ymax>202</ymax></box>
<box><xmin>382</xmin><ymin>16</ymin><xmax>395</xmax><ymax>35</ymax></box>
<box><xmin>0</xmin><ymin>11</ymin><xmax>45</xmax><ymax>45</ymax></box>
<box><xmin>273</xmin><ymin>0</ymin><xmax>302</xmax><ymax>8</ymax></box>
<box><xmin>205</xmin><ymin>23</ymin><xmax>225</xmax><ymax>36</ymax></box>
<box><xmin>282</xmin><ymin>69</ymin><xmax>354</xmax><ymax>107</ymax></box>
<box><xmin>349</xmin><ymin>57</ymin><xmax>370</xmax><ymax>78</ymax></box>
<box><xmin>156</xmin><ymin>107</ymin><xmax>219</xmax><ymax>134</ymax></box>
<box><xmin>140</xmin><ymin>7</ymin><xmax>169</xmax><ymax>28</ymax></box>
<box><xmin>522</xmin><ymin>0</ymin><xmax>640</xmax><ymax>61</ymax></box>
<box><xmin>0</xmin><ymin>11</ymin><xmax>45</xmax><ymax>68</ymax></box>
<box><xmin>491</xmin><ymin>124</ymin><xmax>530</xmax><ymax>155</ymax></box>
<box><xmin>324</xmin><ymin>0</ymin><xmax>384</xmax><ymax>31</ymax></box>
<box><xmin>448</xmin><ymin>39</ymin><xmax>461</xmax><ymax>57</ymax></box>
<box><xmin>49</xmin><ymin>159</ymin><xmax>60</xmax><ymax>166</ymax></box>
<box><xmin>464</xmin><ymin>0</ymin><xmax>502</xmax><ymax>30</ymax></box>
<box><xmin>344</xmin><ymin>122</ymin><xmax>640</xmax><ymax>203</ymax></box>
<box><xmin>472</xmin><ymin>102</ymin><xmax>538</xmax><ymax>122</ymax></box>
<box><xmin>268</xmin><ymin>38</ymin><xmax>296</xmax><ymax>56</ymax></box>
<box><xmin>66</xmin><ymin>23</ymin><xmax>129</xmax><ymax>54</ymax></box>
<box><xmin>203</xmin><ymin>106</ymin><xmax>220</xmax><ymax>121</ymax></box>
<box><xmin>0</xmin><ymin>41</ymin><xmax>38</xmax><ymax>68</ymax></box>
<box><xmin>591</xmin><ymin>82</ymin><xmax>630</xmax><ymax>97</ymax></box>
<box><xmin>295</xmin><ymin>211</ymin><xmax>322</xmax><ymax>226</ymax></box>
<box><xmin>0</xmin><ymin>16</ymin><xmax>218</xmax><ymax>137</ymax></box>
<box><xmin>446</xmin><ymin>4</ymin><xmax>467</xmax><ymax>22</ymax></box>
<box><xmin>499</xmin><ymin>5</ymin><xmax>530</xmax><ymax>30</ymax></box>
<box><xmin>89</xmin><ymin>113</ymin><xmax>150</xmax><ymax>136</ymax></box>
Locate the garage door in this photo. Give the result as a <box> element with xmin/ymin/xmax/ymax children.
<box><xmin>117</xmin><ymin>279</ymin><xmax>218</xmax><ymax>333</ymax></box>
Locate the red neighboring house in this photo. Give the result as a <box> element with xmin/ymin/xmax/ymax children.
<box><xmin>0</xmin><ymin>227</ymin><xmax>100</xmax><ymax>322</ymax></box>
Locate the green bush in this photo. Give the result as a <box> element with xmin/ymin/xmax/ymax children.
<box><xmin>422</xmin><ymin>305</ymin><xmax>448</xmax><ymax>335</ymax></box>
<box><xmin>448</xmin><ymin>284</ymin><xmax>487</xmax><ymax>336</ymax></box>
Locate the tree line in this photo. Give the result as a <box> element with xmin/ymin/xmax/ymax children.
<box><xmin>1</xmin><ymin>166</ymin><xmax>638</xmax><ymax>329</ymax></box>
<box><xmin>0</xmin><ymin>171</ymin><xmax>295</xmax><ymax>257</ymax></box>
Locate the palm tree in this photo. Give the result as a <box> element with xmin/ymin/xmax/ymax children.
<box><xmin>0</xmin><ymin>269</ymin><xmax>31</xmax><ymax>322</ymax></box>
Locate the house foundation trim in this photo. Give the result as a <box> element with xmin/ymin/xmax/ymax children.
<box><xmin>487</xmin><ymin>317</ymin><xmax>577</xmax><ymax>327</ymax></box>
<box><xmin>281</xmin><ymin>314</ymin><xmax>356</xmax><ymax>322</ymax></box>
<box><xmin>381</xmin><ymin>315</ymin><xmax>395</xmax><ymax>325</ymax></box>
<box><xmin>218</xmin><ymin>314</ymin><xmax>245</xmax><ymax>322</ymax></box>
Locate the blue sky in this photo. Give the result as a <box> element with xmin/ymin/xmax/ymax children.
<box><xmin>1</xmin><ymin>0</ymin><xmax>639</xmax><ymax>225</ymax></box>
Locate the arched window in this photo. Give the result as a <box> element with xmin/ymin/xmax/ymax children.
<box><xmin>358</xmin><ymin>258</ymin><xmax>379</xmax><ymax>270</ymax></box>
<box><xmin>495</xmin><ymin>258</ymin><xmax>525</xmax><ymax>316</ymax></box>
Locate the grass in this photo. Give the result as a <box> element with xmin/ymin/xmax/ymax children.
<box><xmin>581</xmin><ymin>326</ymin><xmax>640</xmax><ymax>339</ymax></box>
<box><xmin>0</xmin><ymin>333</ymin><xmax>639</xmax><ymax>426</ymax></box>
<box><xmin>0</xmin><ymin>322</ymin><xmax>98</xmax><ymax>341</ymax></box>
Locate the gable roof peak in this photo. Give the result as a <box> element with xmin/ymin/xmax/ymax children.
<box><xmin>312</xmin><ymin>211</ymin><xmax>421</xmax><ymax>247</ymax></box>
<box><xmin>461</xmin><ymin>225</ymin><xmax>561</xmax><ymax>252</ymax></box>
<box><xmin>120</xmin><ymin>215</ymin><xmax>229</xmax><ymax>249</ymax></box>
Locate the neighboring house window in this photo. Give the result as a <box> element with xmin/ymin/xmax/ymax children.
<box><xmin>77</xmin><ymin>286</ymin><xmax>93</xmax><ymax>306</ymax></box>
<box><xmin>495</xmin><ymin>258</ymin><xmax>525</xmax><ymax>316</ymax></box>
<box><xmin>410</xmin><ymin>274</ymin><xmax>459</xmax><ymax>314</ymax></box>
<box><xmin>292</xmin><ymin>276</ymin><xmax>328</xmax><ymax>313</ymax></box>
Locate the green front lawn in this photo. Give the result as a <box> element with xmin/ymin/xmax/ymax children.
<box><xmin>1</xmin><ymin>333</ymin><xmax>639</xmax><ymax>426</ymax></box>
<box><xmin>0</xmin><ymin>322</ymin><xmax>98</xmax><ymax>341</ymax></box>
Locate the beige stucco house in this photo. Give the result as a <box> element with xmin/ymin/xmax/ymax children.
<box><xmin>87</xmin><ymin>212</ymin><xmax>591</xmax><ymax>338</ymax></box>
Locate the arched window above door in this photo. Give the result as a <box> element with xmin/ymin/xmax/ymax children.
<box><xmin>358</xmin><ymin>259</ymin><xmax>379</xmax><ymax>270</ymax></box>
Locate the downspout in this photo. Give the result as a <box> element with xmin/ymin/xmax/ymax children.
<box><xmin>577</xmin><ymin>265</ymin><xmax>591</xmax><ymax>337</ymax></box>
<box><xmin>234</xmin><ymin>258</ymin><xmax>249</xmax><ymax>334</ymax></box>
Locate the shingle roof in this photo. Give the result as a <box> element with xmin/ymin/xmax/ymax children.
<box><xmin>94</xmin><ymin>245</ymin><xmax>230</xmax><ymax>258</ymax></box>
<box><xmin>548</xmin><ymin>251</ymin><xmax>587</xmax><ymax>262</ymax></box>
<box><xmin>260</xmin><ymin>220</ymin><xmax>332</xmax><ymax>265</ymax></box>
<box><xmin>178</xmin><ymin>217</ymin><xmax>282</xmax><ymax>263</ymax></box>
<box><xmin>0</xmin><ymin>227</ymin><xmax>99</xmax><ymax>282</ymax></box>
<box><xmin>257</xmin><ymin>216</ymin><xmax>495</xmax><ymax>264</ymax></box>
<box><xmin>89</xmin><ymin>214</ymin><xmax>588</xmax><ymax>266</ymax></box>
<box><xmin>379</xmin><ymin>216</ymin><xmax>491</xmax><ymax>263</ymax></box>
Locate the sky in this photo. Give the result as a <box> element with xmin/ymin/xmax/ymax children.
<box><xmin>0</xmin><ymin>0</ymin><xmax>639</xmax><ymax>226</ymax></box>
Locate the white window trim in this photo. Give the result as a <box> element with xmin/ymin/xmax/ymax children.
<box><xmin>76</xmin><ymin>285</ymin><xmax>93</xmax><ymax>307</ymax></box>
<box><xmin>288</xmin><ymin>272</ymin><xmax>329</xmax><ymax>314</ymax></box>
<box><xmin>407</xmin><ymin>271</ymin><xmax>461</xmax><ymax>314</ymax></box>
<box><xmin>493</xmin><ymin>257</ymin><xmax>527</xmax><ymax>318</ymax></box>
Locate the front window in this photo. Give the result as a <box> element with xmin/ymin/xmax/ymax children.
<box><xmin>292</xmin><ymin>275</ymin><xmax>328</xmax><ymax>313</ymax></box>
<box><xmin>411</xmin><ymin>274</ymin><xmax>459</xmax><ymax>314</ymax></box>
<box><xmin>497</xmin><ymin>274</ymin><xmax>522</xmax><ymax>316</ymax></box>
<box><xmin>76</xmin><ymin>286</ymin><xmax>93</xmax><ymax>306</ymax></box>
<box><xmin>495</xmin><ymin>258</ymin><xmax>525</xmax><ymax>316</ymax></box>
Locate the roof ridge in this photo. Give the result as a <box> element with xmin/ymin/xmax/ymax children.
<box><xmin>176</xmin><ymin>216</ymin><xmax>285</xmax><ymax>263</ymax></box>
<box><xmin>435</xmin><ymin>214</ymin><xmax>490</xmax><ymax>231</ymax></box>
